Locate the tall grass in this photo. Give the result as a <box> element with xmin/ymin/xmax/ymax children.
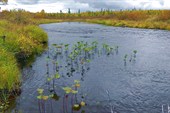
<box><xmin>0</xmin><ymin>47</ymin><xmax>20</xmax><ymax>90</ymax></box>
<box><xmin>0</xmin><ymin>20</ymin><xmax>48</xmax><ymax>90</ymax></box>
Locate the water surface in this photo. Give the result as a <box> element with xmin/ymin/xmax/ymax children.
<box><xmin>12</xmin><ymin>22</ymin><xmax>170</xmax><ymax>113</ymax></box>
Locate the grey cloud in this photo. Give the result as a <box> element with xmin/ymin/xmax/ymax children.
<box><xmin>15</xmin><ymin>0</ymin><xmax>59</xmax><ymax>4</ymax></box>
<box><xmin>14</xmin><ymin>0</ymin><xmax>166</xmax><ymax>11</ymax></box>
<box><xmin>74</xmin><ymin>0</ymin><xmax>165</xmax><ymax>9</ymax></box>
<box><xmin>70</xmin><ymin>0</ymin><xmax>132</xmax><ymax>10</ymax></box>
<box><xmin>15</xmin><ymin>0</ymin><xmax>39</xmax><ymax>4</ymax></box>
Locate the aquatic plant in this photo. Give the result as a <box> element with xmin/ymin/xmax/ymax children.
<box><xmin>37</xmin><ymin>88</ymin><xmax>54</xmax><ymax>113</ymax></box>
<box><xmin>62</xmin><ymin>80</ymin><xmax>81</xmax><ymax>113</ymax></box>
<box><xmin>64</xmin><ymin>44</ymin><xmax>69</xmax><ymax>51</ymax></box>
<box><xmin>124</xmin><ymin>54</ymin><xmax>128</xmax><ymax>62</ymax></box>
<box><xmin>36</xmin><ymin>40</ymin><xmax>139</xmax><ymax>112</ymax></box>
<box><xmin>63</xmin><ymin>87</ymin><xmax>77</xmax><ymax>94</ymax></box>
<box><xmin>133</xmin><ymin>50</ymin><xmax>137</xmax><ymax>58</ymax></box>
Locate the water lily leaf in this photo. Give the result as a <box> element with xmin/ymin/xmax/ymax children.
<box><xmin>80</xmin><ymin>101</ymin><xmax>86</xmax><ymax>107</ymax></box>
<box><xmin>65</xmin><ymin>44</ymin><xmax>69</xmax><ymax>47</ymax></box>
<box><xmin>52</xmin><ymin>44</ymin><xmax>57</xmax><ymax>46</ymax></box>
<box><xmin>133</xmin><ymin>50</ymin><xmax>137</xmax><ymax>54</ymax></box>
<box><xmin>56</xmin><ymin>62</ymin><xmax>58</xmax><ymax>65</ymax></box>
<box><xmin>74</xmin><ymin>104</ymin><xmax>79</xmax><ymax>108</ymax></box>
<box><xmin>75</xmin><ymin>83</ymin><xmax>80</xmax><ymax>88</ymax></box>
<box><xmin>72</xmin><ymin>90</ymin><xmax>78</xmax><ymax>94</ymax></box>
<box><xmin>62</xmin><ymin>87</ymin><xmax>72</xmax><ymax>94</ymax></box>
<box><xmin>56</xmin><ymin>45</ymin><xmax>62</xmax><ymax>48</ymax></box>
<box><xmin>81</xmin><ymin>110</ymin><xmax>85</xmax><ymax>113</ymax></box>
<box><xmin>62</xmin><ymin>87</ymin><xmax>71</xmax><ymax>90</ymax></box>
<box><xmin>49</xmin><ymin>94</ymin><xmax>54</xmax><ymax>98</ymax></box>
<box><xmin>73</xmin><ymin>104</ymin><xmax>81</xmax><ymax>111</ymax></box>
<box><xmin>69</xmin><ymin>54</ymin><xmax>73</xmax><ymax>59</ymax></box>
<box><xmin>55</xmin><ymin>73</ymin><xmax>60</xmax><ymax>79</ymax></box>
<box><xmin>51</xmin><ymin>93</ymin><xmax>60</xmax><ymax>101</ymax></box>
<box><xmin>47</xmin><ymin>77</ymin><xmax>51</xmax><ymax>81</ymax></box>
<box><xmin>42</xmin><ymin>96</ymin><xmax>49</xmax><ymax>100</ymax></box>
<box><xmin>37</xmin><ymin>95</ymin><xmax>42</xmax><ymax>99</ymax></box>
<box><xmin>86</xmin><ymin>59</ymin><xmax>91</xmax><ymax>63</ymax></box>
<box><xmin>74</xmin><ymin>80</ymin><xmax>80</xmax><ymax>84</ymax></box>
<box><xmin>37</xmin><ymin>88</ymin><xmax>44</xmax><ymax>94</ymax></box>
<box><xmin>124</xmin><ymin>54</ymin><xmax>128</xmax><ymax>59</ymax></box>
<box><xmin>66</xmin><ymin>91</ymin><xmax>70</xmax><ymax>94</ymax></box>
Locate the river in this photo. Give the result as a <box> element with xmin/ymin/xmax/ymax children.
<box><xmin>12</xmin><ymin>22</ymin><xmax>170</xmax><ymax>113</ymax></box>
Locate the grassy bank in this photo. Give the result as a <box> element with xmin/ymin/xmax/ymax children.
<box><xmin>0</xmin><ymin>20</ymin><xmax>48</xmax><ymax>89</ymax></box>
<box><xmin>17</xmin><ymin>9</ymin><xmax>170</xmax><ymax>31</ymax></box>
<box><xmin>83</xmin><ymin>19</ymin><xmax>170</xmax><ymax>30</ymax></box>
<box><xmin>73</xmin><ymin>10</ymin><xmax>169</xmax><ymax>30</ymax></box>
<box><xmin>0</xmin><ymin>19</ymin><xmax>48</xmax><ymax>110</ymax></box>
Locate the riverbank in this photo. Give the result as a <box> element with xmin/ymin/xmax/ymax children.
<box><xmin>82</xmin><ymin>19</ymin><xmax>170</xmax><ymax>30</ymax></box>
<box><xmin>0</xmin><ymin>20</ymin><xmax>48</xmax><ymax>111</ymax></box>
<box><xmin>28</xmin><ymin>9</ymin><xmax>170</xmax><ymax>31</ymax></box>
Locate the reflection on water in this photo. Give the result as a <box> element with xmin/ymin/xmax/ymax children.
<box><xmin>11</xmin><ymin>22</ymin><xmax>170</xmax><ymax>113</ymax></box>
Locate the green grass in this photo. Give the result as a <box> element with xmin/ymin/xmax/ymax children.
<box><xmin>0</xmin><ymin>20</ymin><xmax>48</xmax><ymax>90</ymax></box>
<box><xmin>0</xmin><ymin>47</ymin><xmax>20</xmax><ymax>90</ymax></box>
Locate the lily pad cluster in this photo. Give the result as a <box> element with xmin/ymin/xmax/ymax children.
<box><xmin>37</xmin><ymin>41</ymin><xmax>121</xmax><ymax>112</ymax></box>
<box><xmin>124</xmin><ymin>50</ymin><xmax>138</xmax><ymax>63</ymax></box>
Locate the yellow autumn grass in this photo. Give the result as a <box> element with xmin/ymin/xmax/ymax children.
<box><xmin>0</xmin><ymin>20</ymin><xmax>47</xmax><ymax>90</ymax></box>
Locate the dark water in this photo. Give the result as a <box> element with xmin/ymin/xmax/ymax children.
<box><xmin>12</xmin><ymin>22</ymin><xmax>170</xmax><ymax>113</ymax></box>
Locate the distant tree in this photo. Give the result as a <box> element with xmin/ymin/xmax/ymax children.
<box><xmin>39</xmin><ymin>9</ymin><xmax>46</xmax><ymax>18</ymax></box>
<box><xmin>101</xmin><ymin>8</ymin><xmax>103</xmax><ymax>12</ymax></box>
<box><xmin>40</xmin><ymin>9</ymin><xmax>45</xmax><ymax>14</ymax></box>
<box><xmin>132</xmin><ymin>7</ymin><xmax>136</xmax><ymax>11</ymax></box>
<box><xmin>34</xmin><ymin>9</ymin><xmax>46</xmax><ymax>18</ymax></box>
<box><xmin>78</xmin><ymin>9</ymin><xmax>80</xmax><ymax>14</ymax></box>
<box><xmin>60</xmin><ymin>10</ymin><xmax>62</xmax><ymax>13</ymax></box>
<box><xmin>68</xmin><ymin>8</ymin><xmax>71</xmax><ymax>14</ymax></box>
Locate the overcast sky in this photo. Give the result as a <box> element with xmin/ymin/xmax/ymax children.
<box><xmin>0</xmin><ymin>0</ymin><xmax>170</xmax><ymax>13</ymax></box>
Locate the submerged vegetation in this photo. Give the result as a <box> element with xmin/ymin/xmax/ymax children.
<box><xmin>36</xmin><ymin>41</ymin><xmax>122</xmax><ymax>112</ymax></box>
